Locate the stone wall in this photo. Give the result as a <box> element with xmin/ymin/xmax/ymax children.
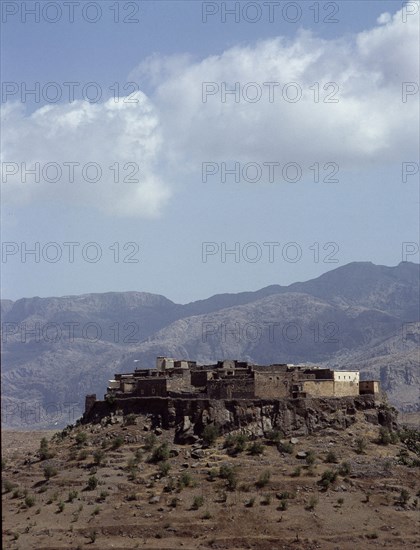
<box><xmin>254</xmin><ymin>372</ymin><xmax>290</xmax><ymax>398</ymax></box>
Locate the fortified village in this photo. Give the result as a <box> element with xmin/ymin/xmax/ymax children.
<box><xmin>83</xmin><ymin>358</ymin><xmax>386</xmax><ymax>440</ymax></box>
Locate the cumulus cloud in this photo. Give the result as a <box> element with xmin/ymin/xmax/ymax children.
<box><xmin>1</xmin><ymin>92</ymin><xmax>170</xmax><ymax>217</ymax></box>
<box><xmin>2</xmin><ymin>3</ymin><xmax>418</xmax><ymax>216</ymax></box>
<box><xmin>138</xmin><ymin>4</ymin><xmax>418</xmax><ymax>170</ymax></box>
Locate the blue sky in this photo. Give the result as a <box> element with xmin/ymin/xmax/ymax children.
<box><xmin>1</xmin><ymin>0</ymin><xmax>419</xmax><ymax>303</ymax></box>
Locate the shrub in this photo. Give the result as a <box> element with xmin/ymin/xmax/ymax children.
<box><xmin>43</xmin><ymin>465</ymin><xmax>58</xmax><ymax>480</ymax></box>
<box><xmin>3</xmin><ymin>479</ymin><xmax>16</xmax><ymax>493</ymax></box>
<box><xmin>399</xmin><ymin>488</ymin><xmax>410</xmax><ymax>506</ymax></box>
<box><xmin>75</xmin><ymin>432</ymin><xmax>87</xmax><ymax>446</ymax></box>
<box><xmin>78</xmin><ymin>449</ymin><xmax>89</xmax><ymax>461</ymax></box>
<box><xmin>338</xmin><ymin>461</ymin><xmax>351</xmax><ymax>476</ymax></box>
<box><xmin>305</xmin><ymin>451</ymin><xmax>316</xmax><ymax>466</ymax></box>
<box><xmin>355</xmin><ymin>437</ymin><xmax>367</xmax><ymax>454</ymax></box>
<box><xmin>93</xmin><ymin>449</ymin><xmax>105</xmax><ymax>466</ymax></box>
<box><xmin>255</xmin><ymin>470</ymin><xmax>271</xmax><ymax>489</ymax></box>
<box><xmin>224</xmin><ymin>433</ymin><xmax>248</xmax><ymax>456</ymax></box>
<box><xmin>277</xmin><ymin>441</ymin><xmax>293</xmax><ymax>454</ymax></box>
<box><xmin>111</xmin><ymin>436</ymin><xmax>124</xmax><ymax>450</ymax></box>
<box><xmin>337</xmin><ymin>497</ymin><xmax>344</xmax><ymax>506</ymax></box>
<box><xmin>207</xmin><ymin>468</ymin><xmax>218</xmax><ymax>482</ymax></box>
<box><xmin>377</xmin><ymin>427</ymin><xmax>392</xmax><ymax>445</ymax></box>
<box><xmin>191</xmin><ymin>495</ymin><xmax>204</xmax><ymax>510</ymax></box>
<box><xmin>248</xmin><ymin>441</ymin><xmax>264</xmax><ymax>455</ymax></box>
<box><xmin>39</xmin><ymin>437</ymin><xmax>53</xmax><ymax>460</ymax></box>
<box><xmin>291</xmin><ymin>466</ymin><xmax>301</xmax><ymax>477</ymax></box>
<box><xmin>179</xmin><ymin>472</ymin><xmax>192</xmax><ymax>489</ymax></box>
<box><xmin>202</xmin><ymin>424</ymin><xmax>219</xmax><ymax>446</ymax></box>
<box><xmin>87</xmin><ymin>476</ymin><xmax>98</xmax><ymax>491</ymax></box>
<box><xmin>144</xmin><ymin>433</ymin><xmax>157</xmax><ymax>451</ymax></box>
<box><xmin>219</xmin><ymin>465</ymin><xmax>237</xmax><ymax>491</ymax></box>
<box><xmin>319</xmin><ymin>469</ymin><xmax>337</xmax><ymax>491</ymax></box>
<box><xmin>25</xmin><ymin>495</ymin><xmax>36</xmax><ymax>507</ymax></box>
<box><xmin>265</xmin><ymin>430</ymin><xmax>282</xmax><ymax>444</ymax></box>
<box><xmin>277</xmin><ymin>499</ymin><xmax>288</xmax><ymax>511</ymax></box>
<box><xmin>325</xmin><ymin>450</ymin><xmax>338</xmax><ymax>463</ymax></box>
<box><xmin>68</xmin><ymin>490</ymin><xmax>78</xmax><ymax>502</ymax></box>
<box><xmin>150</xmin><ymin>443</ymin><xmax>170</xmax><ymax>463</ymax></box>
<box><xmin>305</xmin><ymin>495</ymin><xmax>318</xmax><ymax>510</ymax></box>
<box><xmin>202</xmin><ymin>510</ymin><xmax>212</xmax><ymax>519</ymax></box>
<box><xmin>124</xmin><ymin>413</ymin><xmax>137</xmax><ymax>426</ymax></box>
<box><xmin>158</xmin><ymin>461</ymin><xmax>171</xmax><ymax>477</ymax></box>
<box><xmin>57</xmin><ymin>501</ymin><xmax>65</xmax><ymax>513</ymax></box>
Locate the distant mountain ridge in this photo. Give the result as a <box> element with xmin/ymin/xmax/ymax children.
<box><xmin>1</xmin><ymin>261</ymin><xmax>419</xmax><ymax>428</ymax></box>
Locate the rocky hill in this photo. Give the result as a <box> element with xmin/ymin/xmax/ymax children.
<box><xmin>1</xmin><ymin>262</ymin><xmax>419</xmax><ymax>428</ymax></box>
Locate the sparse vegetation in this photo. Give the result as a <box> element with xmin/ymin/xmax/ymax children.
<box><xmin>248</xmin><ymin>440</ymin><xmax>264</xmax><ymax>455</ymax></box>
<box><xmin>224</xmin><ymin>433</ymin><xmax>248</xmax><ymax>456</ymax></box>
<box><xmin>202</xmin><ymin>424</ymin><xmax>219</xmax><ymax>446</ymax></box>
<box><xmin>255</xmin><ymin>470</ymin><xmax>271</xmax><ymax>489</ymax></box>
<box><xmin>111</xmin><ymin>435</ymin><xmax>124</xmax><ymax>450</ymax></box>
<box><xmin>355</xmin><ymin>436</ymin><xmax>367</xmax><ymax>454</ymax></box>
<box><xmin>87</xmin><ymin>475</ymin><xmax>98</xmax><ymax>490</ymax></box>
<box><xmin>39</xmin><ymin>437</ymin><xmax>54</xmax><ymax>460</ymax></box>
<box><xmin>305</xmin><ymin>495</ymin><xmax>318</xmax><ymax>510</ymax></box>
<box><xmin>124</xmin><ymin>413</ymin><xmax>137</xmax><ymax>426</ymax></box>
<box><xmin>191</xmin><ymin>495</ymin><xmax>204</xmax><ymax>510</ymax></box>
<box><xmin>43</xmin><ymin>465</ymin><xmax>58</xmax><ymax>480</ymax></box>
<box><xmin>158</xmin><ymin>461</ymin><xmax>171</xmax><ymax>476</ymax></box>
<box><xmin>93</xmin><ymin>449</ymin><xmax>105</xmax><ymax>465</ymax></box>
<box><xmin>144</xmin><ymin>433</ymin><xmax>157</xmax><ymax>451</ymax></box>
<box><xmin>150</xmin><ymin>442</ymin><xmax>170</xmax><ymax>463</ymax></box>
<box><xmin>325</xmin><ymin>450</ymin><xmax>338</xmax><ymax>463</ymax></box>
<box><xmin>68</xmin><ymin>490</ymin><xmax>78</xmax><ymax>502</ymax></box>
<box><xmin>75</xmin><ymin>432</ymin><xmax>87</xmax><ymax>446</ymax></box>
<box><xmin>319</xmin><ymin>469</ymin><xmax>337</xmax><ymax>491</ymax></box>
<box><xmin>24</xmin><ymin>495</ymin><xmax>36</xmax><ymax>507</ymax></box>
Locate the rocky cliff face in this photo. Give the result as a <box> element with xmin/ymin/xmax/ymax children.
<box><xmin>82</xmin><ymin>395</ymin><xmax>398</xmax><ymax>444</ymax></box>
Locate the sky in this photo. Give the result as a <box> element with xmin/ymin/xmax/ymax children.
<box><xmin>1</xmin><ymin>0</ymin><xmax>419</xmax><ymax>304</ymax></box>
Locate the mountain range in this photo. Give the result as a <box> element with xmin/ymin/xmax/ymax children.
<box><xmin>1</xmin><ymin>261</ymin><xmax>419</xmax><ymax>428</ymax></box>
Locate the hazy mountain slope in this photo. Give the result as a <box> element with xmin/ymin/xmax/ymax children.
<box><xmin>1</xmin><ymin>262</ymin><xmax>419</xmax><ymax>428</ymax></box>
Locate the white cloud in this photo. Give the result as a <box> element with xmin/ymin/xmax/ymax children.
<box><xmin>2</xmin><ymin>3</ymin><xmax>418</xmax><ymax>217</ymax></box>
<box><xmin>1</xmin><ymin>93</ymin><xmax>170</xmax><ymax>218</ymax></box>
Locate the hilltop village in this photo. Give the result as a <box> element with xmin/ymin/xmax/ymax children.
<box><xmin>85</xmin><ymin>357</ymin><xmax>380</xmax><ymax>417</ymax></box>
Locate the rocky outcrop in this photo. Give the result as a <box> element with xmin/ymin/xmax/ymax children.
<box><xmin>82</xmin><ymin>395</ymin><xmax>397</xmax><ymax>443</ymax></box>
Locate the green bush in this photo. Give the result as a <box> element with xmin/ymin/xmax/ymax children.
<box><xmin>150</xmin><ymin>443</ymin><xmax>170</xmax><ymax>463</ymax></box>
<box><xmin>75</xmin><ymin>432</ymin><xmax>87</xmax><ymax>446</ymax></box>
<box><xmin>219</xmin><ymin>465</ymin><xmax>237</xmax><ymax>491</ymax></box>
<box><xmin>325</xmin><ymin>450</ymin><xmax>338</xmax><ymax>463</ymax></box>
<box><xmin>191</xmin><ymin>495</ymin><xmax>204</xmax><ymax>510</ymax></box>
<box><xmin>111</xmin><ymin>436</ymin><xmax>124</xmax><ymax>450</ymax></box>
<box><xmin>305</xmin><ymin>451</ymin><xmax>316</xmax><ymax>466</ymax></box>
<box><xmin>93</xmin><ymin>449</ymin><xmax>105</xmax><ymax>465</ymax></box>
<box><xmin>291</xmin><ymin>466</ymin><xmax>301</xmax><ymax>477</ymax></box>
<box><xmin>265</xmin><ymin>430</ymin><xmax>282</xmax><ymax>444</ymax></box>
<box><xmin>224</xmin><ymin>433</ymin><xmax>248</xmax><ymax>456</ymax></box>
<box><xmin>319</xmin><ymin>469</ymin><xmax>337</xmax><ymax>490</ymax></box>
<box><xmin>43</xmin><ymin>465</ymin><xmax>58</xmax><ymax>480</ymax></box>
<box><xmin>277</xmin><ymin>499</ymin><xmax>288</xmax><ymax>511</ymax></box>
<box><xmin>158</xmin><ymin>461</ymin><xmax>171</xmax><ymax>477</ymax></box>
<box><xmin>179</xmin><ymin>471</ymin><xmax>192</xmax><ymax>489</ymax></box>
<box><xmin>124</xmin><ymin>413</ymin><xmax>137</xmax><ymax>426</ymax></box>
<box><xmin>355</xmin><ymin>437</ymin><xmax>367</xmax><ymax>454</ymax></box>
<box><xmin>68</xmin><ymin>490</ymin><xmax>78</xmax><ymax>502</ymax></box>
<box><xmin>338</xmin><ymin>461</ymin><xmax>351</xmax><ymax>476</ymax></box>
<box><xmin>277</xmin><ymin>441</ymin><xmax>293</xmax><ymax>454</ymax></box>
<box><xmin>305</xmin><ymin>495</ymin><xmax>318</xmax><ymax>510</ymax></box>
<box><xmin>87</xmin><ymin>476</ymin><xmax>98</xmax><ymax>491</ymax></box>
<box><xmin>256</xmin><ymin>470</ymin><xmax>271</xmax><ymax>489</ymax></box>
<box><xmin>25</xmin><ymin>495</ymin><xmax>36</xmax><ymax>507</ymax></box>
<box><xmin>39</xmin><ymin>437</ymin><xmax>54</xmax><ymax>460</ymax></box>
<box><xmin>248</xmin><ymin>441</ymin><xmax>264</xmax><ymax>455</ymax></box>
<box><xmin>202</xmin><ymin>424</ymin><xmax>219</xmax><ymax>446</ymax></box>
<box><xmin>144</xmin><ymin>433</ymin><xmax>157</xmax><ymax>451</ymax></box>
<box><xmin>57</xmin><ymin>501</ymin><xmax>65</xmax><ymax>513</ymax></box>
<box><xmin>3</xmin><ymin>479</ymin><xmax>16</xmax><ymax>493</ymax></box>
